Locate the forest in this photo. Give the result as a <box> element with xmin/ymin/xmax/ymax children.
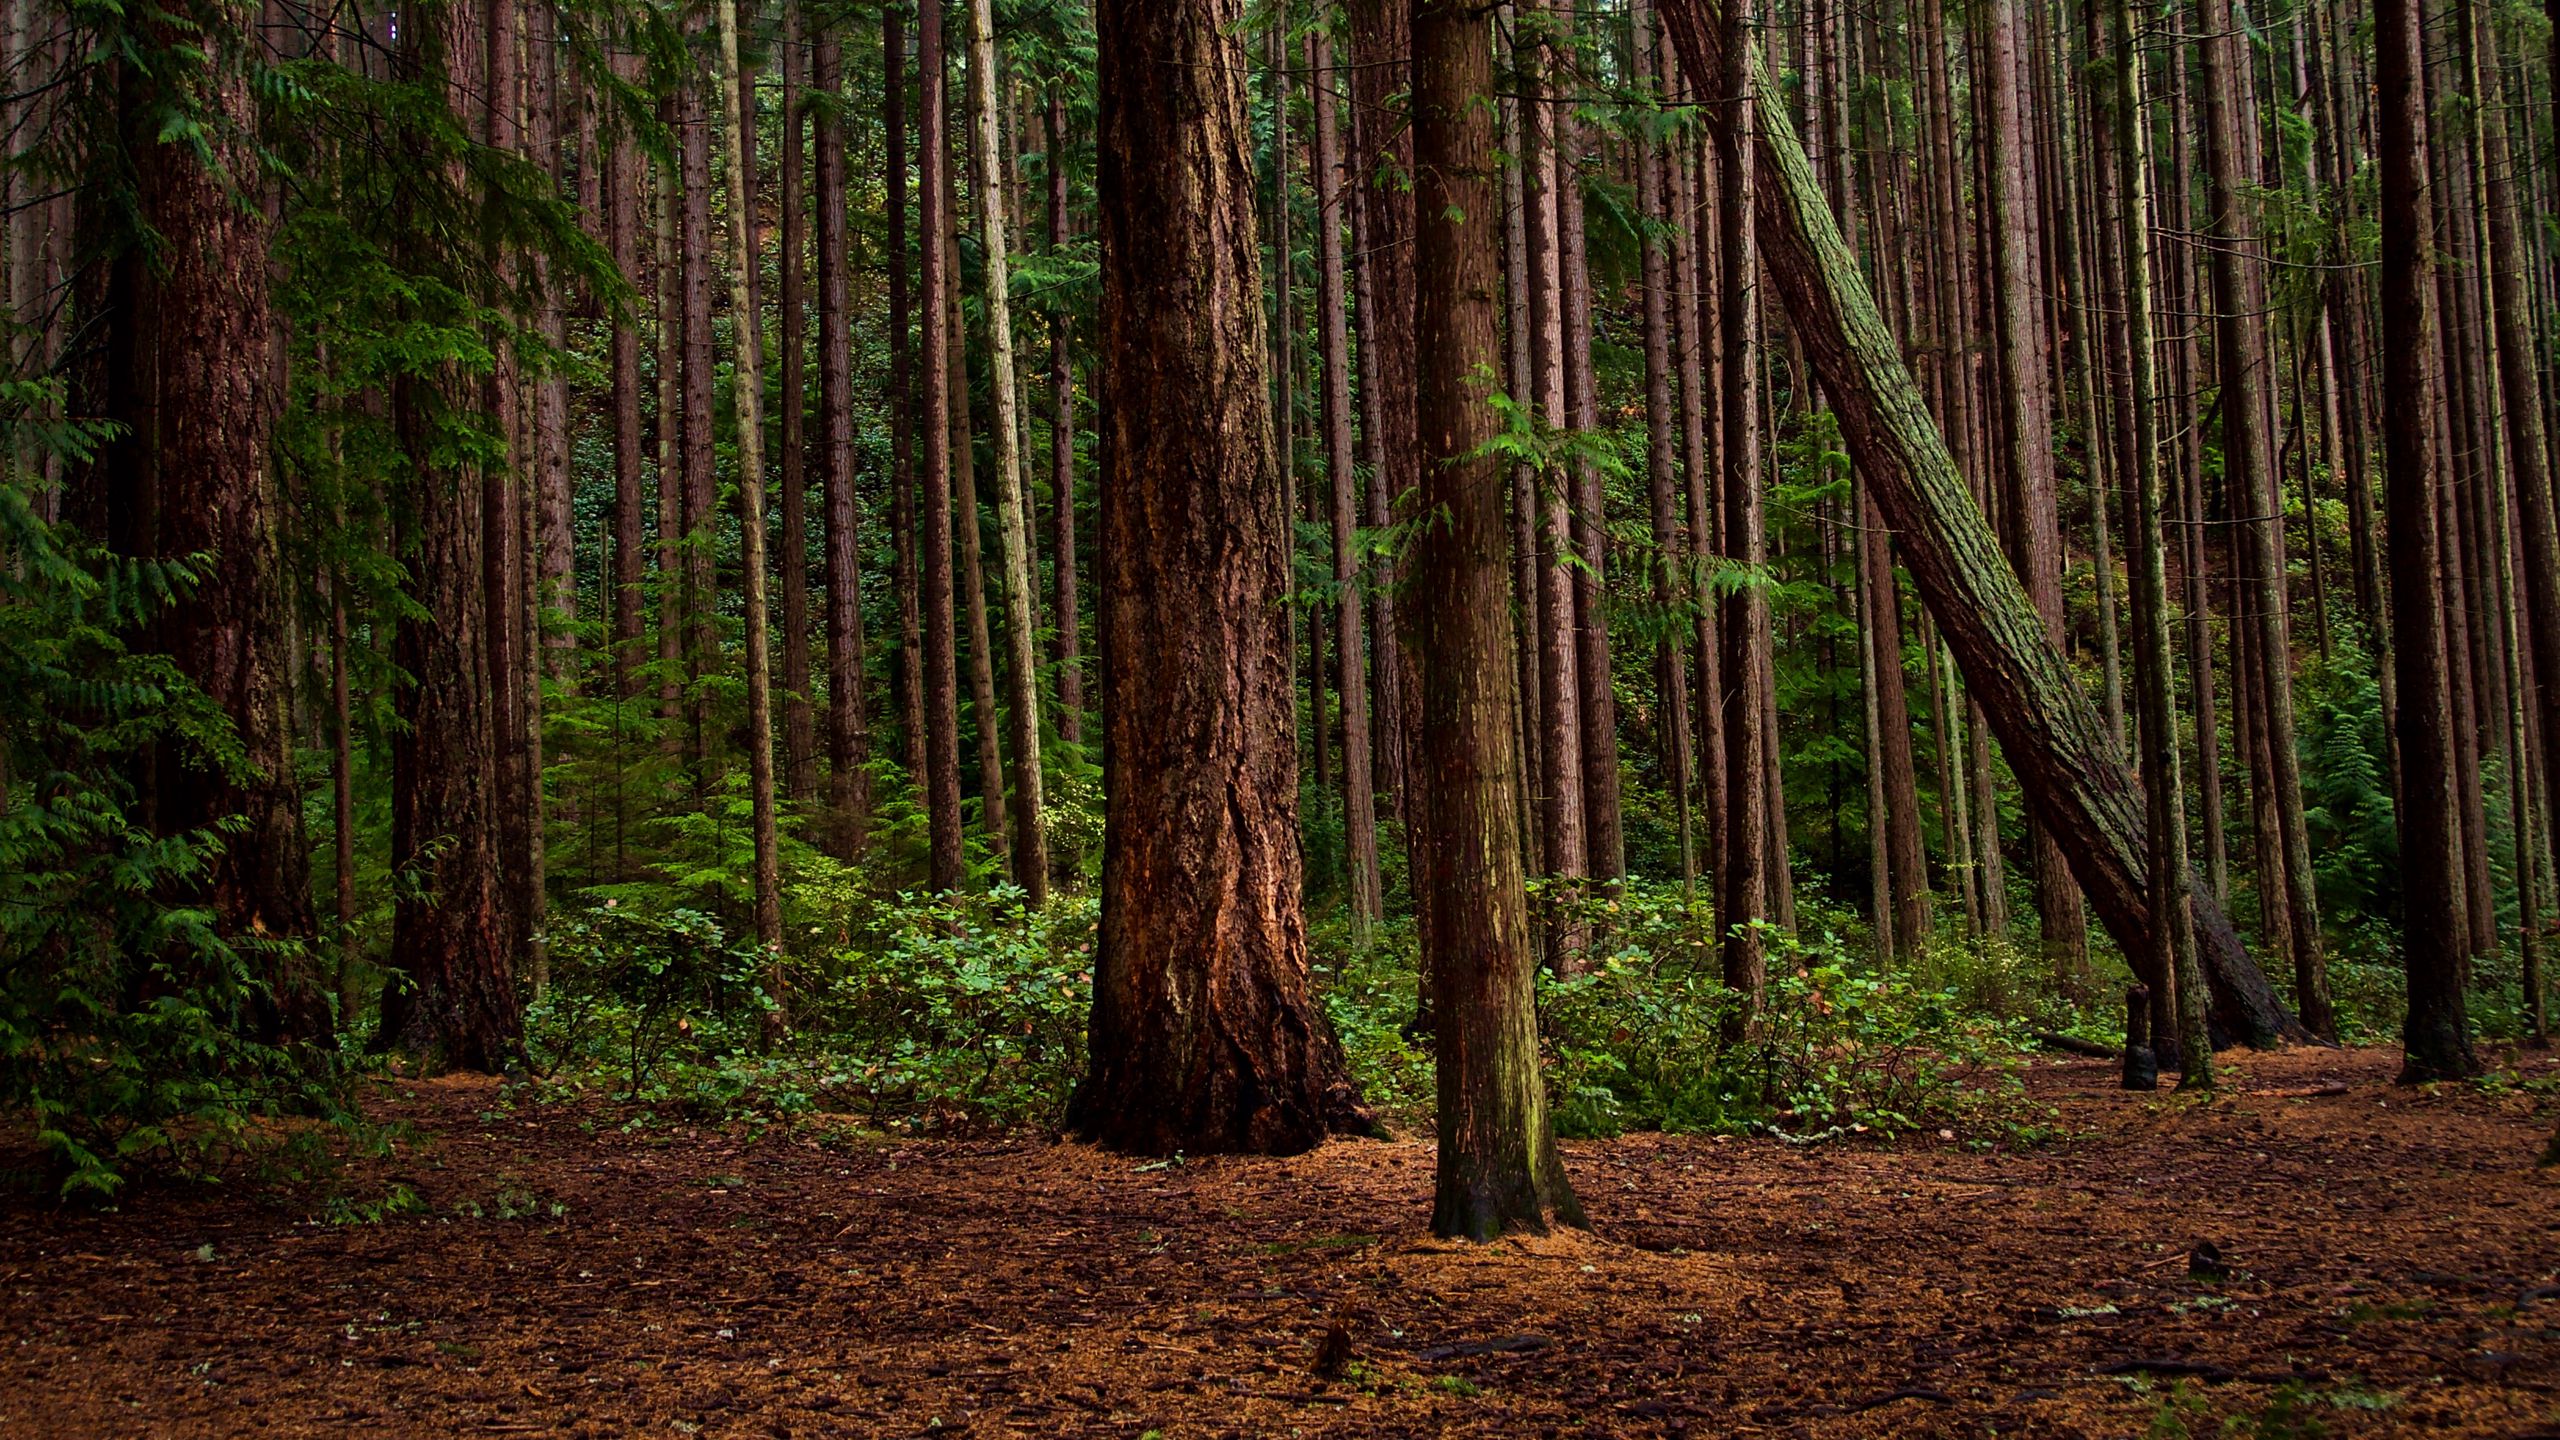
<box><xmin>4</xmin><ymin>0</ymin><xmax>2560</xmax><ymax>1430</ymax></box>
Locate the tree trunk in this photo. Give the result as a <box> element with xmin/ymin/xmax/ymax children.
<box><xmin>2376</xmin><ymin>0</ymin><xmax>2477</xmax><ymax>1082</ymax></box>
<box><xmin>1075</xmin><ymin>0</ymin><xmax>1366</xmax><ymax>1155</ymax></box>
<box><xmin>948</xmin><ymin>210</ymin><xmax>1010</xmax><ymax>871</ymax></box>
<box><xmin>1977</xmin><ymin>0</ymin><xmax>2086</xmax><ymax>988</ymax></box>
<box><xmin>1412</xmin><ymin>0</ymin><xmax>1584</xmax><ymax>1239</ymax></box>
<box><xmin>1310</xmin><ymin>29</ymin><xmax>1381</xmax><ymax>932</ymax></box>
<box><xmin>384</xmin><ymin>0</ymin><xmax>521</xmax><ymax>1071</ymax></box>
<box><xmin>964</xmin><ymin>0</ymin><xmax>1048</xmax><ymax>901</ymax></box>
<box><xmin>2101</xmin><ymin>0</ymin><xmax>2210</xmax><ymax>1083</ymax></box>
<box><xmin>679</xmin><ymin>53</ymin><xmax>717</xmax><ymax>781</ymax></box>
<box><xmin>1715</xmin><ymin>0</ymin><xmax>1769</xmax><ymax>1031</ymax></box>
<box><xmin>2196</xmin><ymin>0</ymin><xmax>2329</xmax><ymax>1036</ymax></box>
<box><xmin>608</xmin><ymin>45</ymin><xmax>645</xmax><ymax>705</ymax></box>
<box><xmin>1635</xmin><ymin>0</ymin><xmax>1698</xmax><ymax>889</ymax></box>
<box><xmin>778</xmin><ymin>9</ymin><xmax>817</xmax><ymax>802</ymax></box>
<box><xmin>131</xmin><ymin>0</ymin><xmax>327</xmax><ymax>1046</ymax></box>
<box><xmin>816</xmin><ymin>19</ymin><xmax>870</xmax><ymax>844</ymax></box>
<box><xmin>1045</xmin><ymin>87</ymin><xmax>1083</xmax><ymax>753</ymax></box>
<box><xmin>714</xmin><ymin>0</ymin><xmax>785</xmax><ymax>1025</ymax></box>
<box><xmin>1657</xmin><ymin>0</ymin><xmax>2311</xmax><ymax>1049</ymax></box>
<box><xmin>916</xmin><ymin>0</ymin><xmax>967</xmax><ymax>891</ymax></box>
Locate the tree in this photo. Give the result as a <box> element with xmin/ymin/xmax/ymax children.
<box><xmin>815</xmin><ymin>15</ymin><xmax>869</xmax><ymax>844</ymax></box>
<box><xmin>382</xmin><ymin>0</ymin><xmax>521</xmax><ymax>1072</ymax></box>
<box><xmin>963</xmin><ymin>0</ymin><xmax>1048</xmax><ymax>900</ymax></box>
<box><xmin>1072</xmin><ymin>0</ymin><xmax>1366</xmax><ymax>1156</ymax></box>
<box><xmin>1716</xmin><ymin>0</ymin><xmax>1770</xmax><ymax>1031</ymax></box>
<box><xmin>124</xmin><ymin>0</ymin><xmax>329</xmax><ymax>1048</ymax></box>
<box><xmin>1412</xmin><ymin>0</ymin><xmax>1583</xmax><ymax>1239</ymax></box>
<box><xmin>916</xmin><ymin>0</ymin><xmax>967</xmax><ymax>892</ymax></box>
<box><xmin>2376</xmin><ymin>0</ymin><xmax>2475</xmax><ymax>1083</ymax></box>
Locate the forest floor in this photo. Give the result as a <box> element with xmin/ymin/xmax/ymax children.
<box><xmin>2</xmin><ymin>1047</ymin><xmax>2557</xmax><ymax>1439</ymax></box>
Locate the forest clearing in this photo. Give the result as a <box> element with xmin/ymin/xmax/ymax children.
<box><xmin>6</xmin><ymin>1048</ymin><xmax>2557</xmax><ymax>1439</ymax></box>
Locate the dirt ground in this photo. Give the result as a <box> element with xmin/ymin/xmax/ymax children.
<box><xmin>2</xmin><ymin>1046</ymin><xmax>2556</xmax><ymax>1439</ymax></box>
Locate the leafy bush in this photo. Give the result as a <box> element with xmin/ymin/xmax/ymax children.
<box><xmin>1</xmin><ymin>433</ymin><xmax>343</xmax><ymax>1196</ymax></box>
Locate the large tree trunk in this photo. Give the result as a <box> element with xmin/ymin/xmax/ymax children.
<box><xmin>1658</xmin><ymin>0</ymin><xmax>2311</xmax><ymax>1048</ymax></box>
<box><xmin>916</xmin><ymin>2</ymin><xmax>967</xmax><ymax>891</ymax></box>
<box><xmin>130</xmin><ymin>0</ymin><xmax>328</xmax><ymax>1047</ymax></box>
<box><xmin>1412</xmin><ymin>0</ymin><xmax>1583</xmax><ymax>1240</ymax></box>
<box><xmin>963</xmin><ymin>0</ymin><xmax>1048</xmax><ymax>901</ymax></box>
<box><xmin>384</xmin><ymin>0</ymin><xmax>520</xmax><ymax>1072</ymax></box>
<box><xmin>1073</xmin><ymin>0</ymin><xmax>1365</xmax><ymax>1155</ymax></box>
<box><xmin>2378</xmin><ymin>0</ymin><xmax>2477</xmax><ymax>1082</ymax></box>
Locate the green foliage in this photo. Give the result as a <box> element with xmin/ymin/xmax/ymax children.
<box><xmin>0</xmin><ymin>438</ymin><xmax>342</xmax><ymax>1197</ymax></box>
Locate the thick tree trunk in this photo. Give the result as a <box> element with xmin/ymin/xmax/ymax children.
<box><xmin>2376</xmin><ymin>0</ymin><xmax>2477</xmax><ymax>1081</ymax></box>
<box><xmin>385</xmin><ymin>0</ymin><xmax>521</xmax><ymax>1071</ymax></box>
<box><xmin>1658</xmin><ymin>0</ymin><xmax>2311</xmax><ymax>1048</ymax></box>
<box><xmin>964</xmin><ymin>0</ymin><xmax>1048</xmax><ymax>900</ymax></box>
<box><xmin>917</xmin><ymin>3</ymin><xmax>966</xmax><ymax>891</ymax></box>
<box><xmin>1412</xmin><ymin>0</ymin><xmax>1584</xmax><ymax>1239</ymax></box>
<box><xmin>131</xmin><ymin>1</ymin><xmax>328</xmax><ymax>1046</ymax></box>
<box><xmin>1073</xmin><ymin>0</ymin><xmax>1366</xmax><ymax>1155</ymax></box>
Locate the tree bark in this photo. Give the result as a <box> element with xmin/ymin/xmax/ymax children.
<box><xmin>816</xmin><ymin>19</ymin><xmax>869</xmax><ymax>844</ymax></box>
<box><xmin>917</xmin><ymin>2</ymin><xmax>966</xmax><ymax>891</ymax></box>
<box><xmin>1412</xmin><ymin>0</ymin><xmax>1584</xmax><ymax>1239</ymax></box>
<box><xmin>964</xmin><ymin>0</ymin><xmax>1048</xmax><ymax>900</ymax></box>
<box><xmin>1075</xmin><ymin>0</ymin><xmax>1365</xmax><ymax>1155</ymax></box>
<box><xmin>2376</xmin><ymin>0</ymin><xmax>2477</xmax><ymax>1081</ymax></box>
<box><xmin>1045</xmin><ymin>87</ymin><xmax>1083</xmax><ymax>753</ymax></box>
<box><xmin>384</xmin><ymin>0</ymin><xmax>521</xmax><ymax>1071</ymax></box>
<box><xmin>1715</xmin><ymin>0</ymin><xmax>1769</xmax><ymax>1030</ymax></box>
<box><xmin>1310</xmin><ymin>29</ymin><xmax>1381</xmax><ymax>932</ymax></box>
<box><xmin>778</xmin><ymin>8</ymin><xmax>817</xmax><ymax>802</ymax></box>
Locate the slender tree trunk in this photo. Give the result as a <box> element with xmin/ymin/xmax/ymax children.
<box><xmin>916</xmin><ymin>0</ymin><xmax>966</xmax><ymax>891</ymax></box>
<box><xmin>1075</xmin><ymin>0</ymin><xmax>1366</xmax><ymax>1155</ymax></box>
<box><xmin>714</xmin><ymin>0</ymin><xmax>785</xmax><ymax>1027</ymax></box>
<box><xmin>2377</xmin><ymin>0</ymin><xmax>2477</xmax><ymax>1081</ymax></box>
<box><xmin>2196</xmin><ymin>0</ymin><xmax>2329</xmax><ymax>1035</ymax></box>
<box><xmin>949</xmin><ymin>211</ymin><xmax>1009</xmax><ymax>871</ymax></box>
<box><xmin>656</xmin><ymin>97</ymin><xmax>686</xmax><ymax>754</ymax></box>
<box><xmin>964</xmin><ymin>0</ymin><xmax>1048</xmax><ymax>899</ymax></box>
<box><xmin>2103</xmin><ymin>0</ymin><xmax>2209</xmax><ymax>1083</ymax></box>
<box><xmin>679</xmin><ymin>53</ymin><xmax>717</xmax><ymax>782</ymax></box>
<box><xmin>1555</xmin><ymin>27</ymin><xmax>1623</xmax><ymax>884</ymax></box>
<box><xmin>1636</xmin><ymin>0</ymin><xmax>1698</xmax><ymax>890</ymax></box>
<box><xmin>778</xmin><ymin>9</ymin><xmax>817</xmax><ymax>802</ymax></box>
<box><xmin>1715</xmin><ymin>0</ymin><xmax>1769</xmax><ymax>1031</ymax></box>
<box><xmin>1979</xmin><ymin>0</ymin><xmax>2087</xmax><ymax>988</ymax></box>
<box><xmin>1045</xmin><ymin>87</ymin><xmax>1083</xmax><ymax>753</ymax></box>
<box><xmin>608</xmin><ymin>47</ymin><xmax>645</xmax><ymax>704</ymax></box>
<box><xmin>816</xmin><ymin>19</ymin><xmax>869</xmax><ymax>844</ymax></box>
<box><xmin>1309</xmin><ymin>29</ymin><xmax>1381</xmax><ymax>931</ymax></box>
<box><xmin>1412</xmin><ymin>0</ymin><xmax>1584</xmax><ymax>1239</ymax></box>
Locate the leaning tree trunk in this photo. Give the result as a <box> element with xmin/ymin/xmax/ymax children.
<box><xmin>1072</xmin><ymin>0</ymin><xmax>1368</xmax><ymax>1155</ymax></box>
<box><xmin>1412</xmin><ymin>0</ymin><xmax>1584</xmax><ymax>1240</ymax></box>
<box><xmin>1658</xmin><ymin>0</ymin><xmax>2310</xmax><ymax>1047</ymax></box>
